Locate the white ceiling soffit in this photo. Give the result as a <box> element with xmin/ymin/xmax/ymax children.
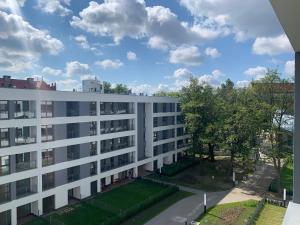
<box><xmin>270</xmin><ymin>0</ymin><xmax>300</xmax><ymax>52</ymax></box>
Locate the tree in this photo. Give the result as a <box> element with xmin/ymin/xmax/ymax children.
<box><xmin>102</xmin><ymin>81</ymin><xmax>131</xmax><ymax>94</ymax></box>
<box><xmin>252</xmin><ymin>70</ymin><xmax>294</xmax><ymax>192</ymax></box>
<box><xmin>180</xmin><ymin>78</ymin><xmax>222</xmax><ymax>161</ymax></box>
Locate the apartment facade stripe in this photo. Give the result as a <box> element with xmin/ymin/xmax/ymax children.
<box><xmin>0</xmin><ymin>88</ymin><xmax>190</xmax><ymax>225</ymax></box>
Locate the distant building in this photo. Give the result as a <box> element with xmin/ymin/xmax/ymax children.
<box><xmin>0</xmin><ymin>75</ymin><xmax>56</xmax><ymax>90</ymax></box>
<box><xmin>82</xmin><ymin>78</ymin><xmax>103</xmax><ymax>93</ymax></box>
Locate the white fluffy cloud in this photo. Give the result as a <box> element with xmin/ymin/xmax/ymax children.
<box><xmin>0</xmin><ymin>0</ymin><xmax>26</xmax><ymax>9</ymax></box>
<box><xmin>56</xmin><ymin>79</ymin><xmax>81</xmax><ymax>91</ymax></box>
<box><xmin>169</xmin><ymin>45</ymin><xmax>203</xmax><ymax>66</ymax></box>
<box><xmin>66</xmin><ymin>61</ymin><xmax>91</xmax><ymax>77</ymax></box>
<box><xmin>198</xmin><ymin>69</ymin><xmax>224</xmax><ymax>86</ymax></box>
<box><xmin>0</xmin><ymin>11</ymin><xmax>64</xmax><ymax>72</ymax></box>
<box><xmin>95</xmin><ymin>59</ymin><xmax>123</xmax><ymax>69</ymax></box>
<box><xmin>70</xmin><ymin>0</ymin><xmax>147</xmax><ymax>44</ymax></box>
<box><xmin>252</xmin><ymin>34</ymin><xmax>293</xmax><ymax>56</ymax></box>
<box><xmin>236</xmin><ymin>80</ymin><xmax>251</xmax><ymax>88</ymax></box>
<box><xmin>179</xmin><ymin>0</ymin><xmax>283</xmax><ymax>41</ymax></box>
<box><xmin>285</xmin><ymin>60</ymin><xmax>295</xmax><ymax>77</ymax></box>
<box><xmin>205</xmin><ymin>47</ymin><xmax>221</xmax><ymax>58</ymax></box>
<box><xmin>37</xmin><ymin>0</ymin><xmax>72</xmax><ymax>17</ymax></box>
<box><xmin>244</xmin><ymin>66</ymin><xmax>268</xmax><ymax>80</ymax></box>
<box><xmin>42</xmin><ymin>67</ymin><xmax>63</xmax><ymax>76</ymax></box>
<box><xmin>70</xmin><ymin>0</ymin><xmax>224</xmax><ymax>49</ymax></box>
<box><xmin>127</xmin><ymin>51</ymin><xmax>137</xmax><ymax>61</ymax></box>
<box><xmin>74</xmin><ymin>35</ymin><xmax>100</xmax><ymax>55</ymax></box>
<box><xmin>173</xmin><ymin>68</ymin><xmax>193</xmax><ymax>79</ymax></box>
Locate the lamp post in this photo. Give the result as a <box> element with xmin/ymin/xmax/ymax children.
<box><xmin>232</xmin><ymin>171</ymin><xmax>236</xmax><ymax>187</ymax></box>
<box><xmin>283</xmin><ymin>188</ymin><xmax>286</xmax><ymax>207</ymax></box>
<box><xmin>204</xmin><ymin>193</ymin><xmax>207</xmax><ymax>213</ymax></box>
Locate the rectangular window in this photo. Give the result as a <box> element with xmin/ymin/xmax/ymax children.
<box><xmin>14</xmin><ymin>101</ymin><xmax>35</xmax><ymax>119</ymax></box>
<box><xmin>90</xmin><ymin>142</ymin><xmax>97</xmax><ymax>156</ymax></box>
<box><xmin>89</xmin><ymin>102</ymin><xmax>97</xmax><ymax>116</ymax></box>
<box><xmin>15</xmin><ymin>126</ymin><xmax>36</xmax><ymax>145</ymax></box>
<box><xmin>42</xmin><ymin>172</ymin><xmax>54</xmax><ymax>190</ymax></box>
<box><xmin>0</xmin><ymin>183</ymin><xmax>11</xmax><ymax>204</ymax></box>
<box><xmin>42</xmin><ymin>149</ymin><xmax>54</xmax><ymax>167</ymax></box>
<box><xmin>0</xmin><ymin>100</ymin><xmax>8</xmax><ymax>120</ymax></box>
<box><xmin>0</xmin><ymin>128</ymin><xmax>9</xmax><ymax>148</ymax></box>
<box><xmin>41</xmin><ymin>125</ymin><xmax>53</xmax><ymax>142</ymax></box>
<box><xmin>0</xmin><ymin>156</ymin><xmax>10</xmax><ymax>176</ymax></box>
<box><xmin>41</xmin><ymin>101</ymin><xmax>53</xmax><ymax>118</ymax></box>
<box><xmin>90</xmin><ymin>162</ymin><xmax>97</xmax><ymax>176</ymax></box>
<box><xmin>89</xmin><ymin>122</ymin><xmax>97</xmax><ymax>136</ymax></box>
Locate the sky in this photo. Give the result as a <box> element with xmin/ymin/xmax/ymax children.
<box><xmin>0</xmin><ymin>0</ymin><xmax>295</xmax><ymax>94</ymax></box>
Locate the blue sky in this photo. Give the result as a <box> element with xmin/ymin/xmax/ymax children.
<box><xmin>0</xmin><ymin>0</ymin><xmax>295</xmax><ymax>93</ymax></box>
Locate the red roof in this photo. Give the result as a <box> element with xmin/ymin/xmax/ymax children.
<box><xmin>0</xmin><ymin>76</ymin><xmax>56</xmax><ymax>90</ymax></box>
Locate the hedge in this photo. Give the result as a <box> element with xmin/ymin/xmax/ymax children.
<box><xmin>99</xmin><ymin>180</ymin><xmax>179</xmax><ymax>225</ymax></box>
<box><xmin>161</xmin><ymin>158</ymin><xmax>198</xmax><ymax>176</ymax></box>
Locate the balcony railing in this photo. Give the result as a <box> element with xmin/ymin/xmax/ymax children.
<box><xmin>15</xmin><ymin>137</ymin><xmax>36</xmax><ymax>145</ymax></box>
<box><xmin>0</xmin><ymin>166</ymin><xmax>10</xmax><ymax>176</ymax></box>
<box><xmin>14</xmin><ymin>111</ymin><xmax>35</xmax><ymax>119</ymax></box>
<box><xmin>0</xmin><ymin>140</ymin><xmax>9</xmax><ymax>148</ymax></box>
<box><xmin>101</xmin><ymin>141</ymin><xmax>134</xmax><ymax>153</ymax></box>
<box><xmin>0</xmin><ymin>192</ymin><xmax>11</xmax><ymax>204</ymax></box>
<box><xmin>68</xmin><ymin>174</ymin><xmax>80</xmax><ymax>183</ymax></box>
<box><xmin>16</xmin><ymin>161</ymin><xmax>36</xmax><ymax>172</ymax></box>
<box><xmin>16</xmin><ymin>185</ymin><xmax>37</xmax><ymax>199</ymax></box>
<box><xmin>0</xmin><ymin>112</ymin><xmax>8</xmax><ymax>120</ymax></box>
<box><xmin>41</xmin><ymin>135</ymin><xmax>53</xmax><ymax>142</ymax></box>
<box><xmin>42</xmin><ymin>158</ymin><xmax>54</xmax><ymax>167</ymax></box>
<box><xmin>101</xmin><ymin>159</ymin><xmax>134</xmax><ymax>172</ymax></box>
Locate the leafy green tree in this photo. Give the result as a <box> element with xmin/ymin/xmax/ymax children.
<box><xmin>252</xmin><ymin>70</ymin><xmax>294</xmax><ymax>192</ymax></box>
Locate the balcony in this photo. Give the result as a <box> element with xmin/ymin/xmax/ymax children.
<box><xmin>14</xmin><ymin>111</ymin><xmax>35</xmax><ymax>119</ymax></box>
<box><xmin>15</xmin><ymin>137</ymin><xmax>36</xmax><ymax>146</ymax></box>
<box><xmin>101</xmin><ymin>136</ymin><xmax>134</xmax><ymax>153</ymax></box>
<box><xmin>0</xmin><ymin>191</ymin><xmax>10</xmax><ymax>205</ymax></box>
<box><xmin>0</xmin><ymin>166</ymin><xmax>10</xmax><ymax>176</ymax></box>
<box><xmin>16</xmin><ymin>161</ymin><xmax>36</xmax><ymax>172</ymax></box>
<box><xmin>16</xmin><ymin>185</ymin><xmax>37</xmax><ymax>199</ymax></box>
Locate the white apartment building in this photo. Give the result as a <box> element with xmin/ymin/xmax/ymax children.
<box><xmin>0</xmin><ymin>87</ymin><xmax>190</xmax><ymax>225</ymax></box>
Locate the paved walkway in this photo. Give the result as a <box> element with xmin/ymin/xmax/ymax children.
<box><xmin>145</xmin><ymin>163</ymin><xmax>277</xmax><ymax>225</ymax></box>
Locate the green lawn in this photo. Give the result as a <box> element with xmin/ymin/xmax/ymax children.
<box><xmin>121</xmin><ymin>191</ymin><xmax>192</xmax><ymax>225</ymax></box>
<box><xmin>24</xmin><ymin>180</ymin><xmax>184</xmax><ymax>225</ymax></box>
<box><xmin>281</xmin><ymin>162</ymin><xmax>293</xmax><ymax>193</ymax></box>
<box><xmin>255</xmin><ymin>204</ymin><xmax>286</xmax><ymax>225</ymax></box>
<box><xmin>196</xmin><ymin>200</ymin><xmax>259</xmax><ymax>225</ymax></box>
<box><xmin>149</xmin><ymin>158</ymin><xmax>233</xmax><ymax>191</ymax></box>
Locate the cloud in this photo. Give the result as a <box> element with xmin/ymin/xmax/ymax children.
<box><xmin>42</xmin><ymin>67</ymin><xmax>63</xmax><ymax>76</ymax></box>
<box><xmin>205</xmin><ymin>47</ymin><xmax>221</xmax><ymax>58</ymax></box>
<box><xmin>0</xmin><ymin>0</ymin><xmax>26</xmax><ymax>9</ymax></box>
<box><xmin>244</xmin><ymin>66</ymin><xmax>268</xmax><ymax>80</ymax></box>
<box><xmin>95</xmin><ymin>59</ymin><xmax>123</xmax><ymax>69</ymax></box>
<box><xmin>236</xmin><ymin>80</ymin><xmax>251</xmax><ymax>88</ymax></box>
<box><xmin>0</xmin><ymin>11</ymin><xmax>63</xmax><ymax>72</ymax></box>
<box><xmin>37</xmin><ymin>0</ymin><xmax>72</xmax><ymax>17</ymax></box>
<box><xmin>173</xmin><ymin>68</ymin><xmax>193</xmax><ymax>79</ymax></box>
<box><xmin>285</xmin><ymin>60</ymin><xmax>295</xmax><ymax>77</ymax></box>
<box><xmin>127</xmin><ymin>51</ymin><xmax>137</xmax><ymax>61</ymax></box>
<box><xmin>66</xmin><ymin>61</ymin><xmax>91</xmax><ymax>77</ymax></box>
<box><xmin>70</xmin><ymin>0</ymin><xmax>147</xmax><ymax>44</ymax></box>
<box><xmin>80</xmin><ymin>74</ymin><xmax>97</xmax><ymax>81</ymax></box>
<box><xmin>179</xmin><ymin>0</ymin><xmax>283</xmax><ymax>41</ymax></box>
<box><xmin>56</xmin><ymin>79</ymin><xmax>80</xmax><ymax>91</ymax></box>
<box><xmin>70</xmin><ymin>0</ymin><xmax>224</xmax><ymax>49</ymax></box>
<box><xmin>74</xmin><ymin>35</ymin><xmax>101</xmax><ymax>55</ymax></box>
<box><xmin>198</xmin><ymin>69</ymin><xmax>224</xmax><ymax>87</ymax></box>
<box><xmin>252</xmin><ymin>34</ymin><xmax>293</xmax><ymax>56</ymax></box>
<box><xmin>169</xmin><ymin>45</ymin><xmax>203</xmax><ymax>66</ymax></box>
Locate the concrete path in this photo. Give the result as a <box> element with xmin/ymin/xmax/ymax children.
<box><xmin>145</xmin><ymin>163</ymin><xmax>277</xmax><ymax>225</ymax></box>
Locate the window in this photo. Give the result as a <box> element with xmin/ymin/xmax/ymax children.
<box><xmin>90</xmin><ymin>162</ymin><xmax>97</xmax><ymax>176</ymax></box>
<box><xmin>42</xmin><ymin>173</ymin><xmax>54</xmax><ymax>190</ymax></box>
<box><xmin>67</xmin><ymin>145</ymin><xmax>80</xmax><ymax>160</ymax></box>
<box><xmin>0</xmin><ymin>128</ymin><xmax>9</xmax><ymax>148</ymax></box>
<box><xmin>42</xmin><ymin>149</ymin><xmax>54</xmax><ymax>167</ymax></box>
<box><xmin>89</xmin><ymin>122</ymin><xmax>97</xmax><ymax>136</ymax></box>
<box><xmin>68</xmin><ymin>166</ymin><xmax>80</xmax><ymax>182</ymax></box>
<box><xmin>14</xmin><ymin>101</ymin><xmax>35</xmax><ymax>119</ymax></box>
<box><xmin>90</xmin><ymin>142</ymin><xmax>97</xmax><ymax>156</ymax></box>
<box><xmin>41</xmin><ymin>125</ymin><xmax>53</xmax><ymax>142</ymax></box>
<box><xmin>15</xmin><ymin>127</ymin><xmax>36</xmax><ymax>145</ymax></box>
<box><xmin>15</xmin><ymin>153</ymin><xmax>31</xmax><ymax>171</ymax></box>
<box><xmin>89</xmin><ymin>102</ymin><xmax>97</xmax><ymax>116</ymax></box>
<box><xmin>0</xmin><ymin>183</ymin><xmax>10</xmax><ymax>204</ymax></box>
<box><xmin>0</xmin><ymin>156</ymin><xmax>10</xmax><ymax>176</ymax></box>
<box><xmin>0</xmin><ymin>210</ymin><xmax>11</xmax><ymax>225</ymax></box>
<box><xmin>41</xmin><ymin>101</ymin><xmax>53</xmax><ymax>118</ymax></box>
<box><xmin>0</xmin><ymin>100</ymin><xmax>8</xmax><ymax>120</ymax></box>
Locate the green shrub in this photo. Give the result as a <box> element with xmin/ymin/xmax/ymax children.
<box><xmin>161</xmin><ymin>158</ymin><xmax>198</xmax><ymax>176</ymax></box>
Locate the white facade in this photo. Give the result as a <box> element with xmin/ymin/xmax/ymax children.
<box><xmin>0</xmin><ymin>88</ymin><xmax>190</xmax><ymax>225</ymax></box>
<box><xmin>82</xmin><ymin>79</ymin><xmax>103</xmax><ymax>93</ymax></box>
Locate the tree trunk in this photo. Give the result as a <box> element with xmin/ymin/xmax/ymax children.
<box><xmin>230</xmin><ymin>150</ymin><xmax>235</xmax><ymax>174</ymax></box>
<box><xmin>208</xmin><ymin>143</ymin><xmax>215</xmax><ymax>162</ymax></box>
